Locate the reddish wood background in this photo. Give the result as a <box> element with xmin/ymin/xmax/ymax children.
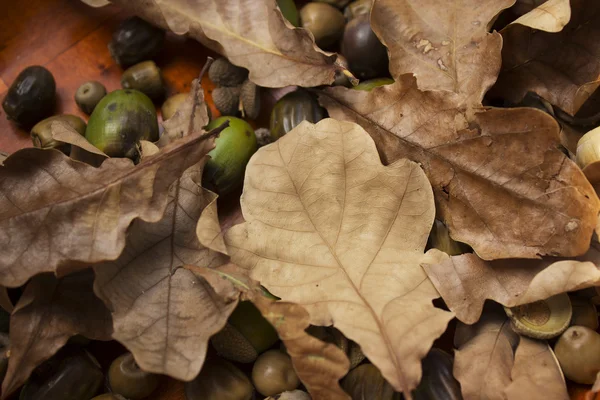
<box><xmin>0</xmin><ymin>0</ymin><xmax>223</xmax><ymax>155</ymax></box>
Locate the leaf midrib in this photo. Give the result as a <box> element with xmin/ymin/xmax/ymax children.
<box><xmin>274</xmin><ymin>132</ymin><xmax>411</xmax><ymax>392</ymax></box>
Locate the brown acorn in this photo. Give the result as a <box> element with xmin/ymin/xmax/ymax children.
<box><xmin>213</xmin><ymin>86</ymin><xmax>241</xmax><ymax>116</ymax></box>
<box><xmin>209</xmin><ymin>58</ymin><xmax>248</xmax><ymax>87</ymax></box>
<box><xmin>240</xmin><ymin>80</ymin><xmax>261</xmax><ymax>119</ymax></box>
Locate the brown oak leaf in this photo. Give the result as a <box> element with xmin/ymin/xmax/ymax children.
<box><xmin>99</xmin><ymin>0</ymin><xmax>348</xmax><ymax>88</ymax></box>
<box><xmin>421</xmin><ymin>244</ymin><xmax>600</xmax><ymax>324</ymax></box>
<box><xmin>505</xmin><ymin>337</ymin><xmax>569</xmax><ymax>400</ymax></box>
<box><xmin>493</xmin><ymin>0</ymin><xmax>600</xmax><ymax>115</ymax></box>
<box><xmin>0</xmin><ymin>130</ymin><xmax>220</xmax><ymax>288</ymax></box>
<box><xmin>159</xmin><ymin>76</ymin><xmax>211</xmax><ymax>148</ymax></box>
<box><xmin>320</xmin><ymin>77</ymin><xmax>599</xmax><ymax>259</ymax></box>
<box><xmin>93</xmin><ymin>159</ymin><xmax>235</xmax><ymax>381</ymax></box>
<box><xmin>371</xmin><ymin>0</ymin><xmax>513</xmax><ymax>106</ymax></box>
<box><xmin>225</xmin><ymin>119</ymin><xmax>454</xmax><ymax>394</ymax></box>
<box><xmin>454</xmin><ymin>305</ymin><xmax>518</xmax><ymax>400</ymax></box>
<box><xmin>187</xmin><ymin>263</ymin><xmax>352</xmax><ymax>400</ymax></box>
<box><xmin>1</xmin><ymin>270</ymin><xmax>112</xmax><ymax>398</ymax></box>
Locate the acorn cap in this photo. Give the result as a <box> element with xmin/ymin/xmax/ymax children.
<box><xmin>240</xmin><ymin>80</ymin><xmax>261</xmax><ymax>120</ymax></box>
<box><xmin>208</xmin><ymin>58</ymin><xmax>248</xmax><ymax>87</ymax></box>
<box><xmin>212</xmin><ymin>86</ymin><xmax>241</xmax><ymax>116</ymax></box>
<box><xmin>210</xmin><ymin>323</ymin><xmax>258</xmax><ymax>363</ymax></box>
<box><xmin>504</xmin><ymin>293</ymin><xmax>572</xmax><ymax>339</ymax></box>
<box><xmin>210</xmin><ymin>301</ymin><xmax>279</xmax><ymax>363</ymax></box>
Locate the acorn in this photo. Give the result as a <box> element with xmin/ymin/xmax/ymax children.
<box><xmin>209</xmin><ymin>58</ymin><xmax>248</xmax><ymax>87</ymax></box>
<box><xmin>555</xmin><ymin>326</ymin><xmax>600</xmax><ymax>384</ymax></box>
<box><xmin>121</xmin><ymin>61</ymin><xmax>164</xmax><ymax>101</ymax></box>
<box><xmin>240</xmin><ymin>80</ymin><xmax>261</xmax><ymax>119</ymax></box>
<box><xmin>213</xmin><ymin>86</ymin><xmax>241</xmax><ymax>116</ymax></box>
<box><xmin>31</xmin><ymin>114</ymin><xmax>86</xmax><ymax>153</ymax></box>
<box><xmin>252</xmin><ymin>350</ymin><xmax>300</xmax><ymax>397</ymax></box>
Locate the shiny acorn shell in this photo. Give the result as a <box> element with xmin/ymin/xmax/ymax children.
<box><xmin>109</xmin><ymin>16</ymin><xmax>165</xmax><ymax>67</ymax></box>
<box><xmin>341</xmin><ymin>14</ymin><xmax>389</xmax><ymax>80</ymax></box>
<box><xmin>108</xmin><ymin>352</ymin><xmax>160</xmax><ymax>400</ymax></box>
<box><xmin>161</xmin><ymin>93</ymin><xmax>189</xmax><ymax>121</ymax></box>
<box><xmin>85</xmin><ymin>89</ymin><xmax>159</xmax><ymax>159</ymax></box>
<box><xmin>300</xmin><ymin>2</ymin><xmax>346</xmax><ymax>48</ymax></box>
<box><xmin>121</xmin><ymin>61</ymin><xmax>164</xmax><ymax>100</ymax></box>
<box><xmin>555</xmin><ymin>325</ymin><xmax>600</xmax><ymax>384</ymax></box>
<box><xmin>252</xmin><ymin>350</ymin><xmax>300</xmax><ymax>397</ymax></box>
<box><xmin>202</xmin><ymin>116</ymin><xmax>258</xmax><ymax>195</ymax></box>
<box><xmin>185</xmin><ymin>357</ymin><xmax>253</xmax><ymax>400</ymax></box>
<box><xmin>19</xmin><ymin>348</ymin><xmax>103</xmax><ymax>400</ymax></box>
<box><xmin>270</xmin><ymin>89</ymin><xmax>327</xmax><ymax>140</ymax></box>
<box><xmin>31</xmin><ymin>114</ymin><xmax>86</xmax><ymax>153</ymax></box>
<box><xmin>412</xmin><ymin>348</ymin><xmax>463</xmax><ymax>400</ymax></box>
<box><xmin>2</xmin><ymin>65</ymin><xmax>56</xmax><ymax>128</ymax></box>
<box><xmin>211</xmin><ymin>301</ymin><xmax>279</xmax><ymax>363</ymax></box>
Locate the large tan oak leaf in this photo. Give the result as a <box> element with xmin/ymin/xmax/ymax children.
<box><xmin>320</xmin><ymin>76</ymin><xmax>600</xmax><ymax>259</ymax></box>
<box><xmin>371</xmin><ymin>0</ymin><xmax>513</xmax><ymax>106</ymax></box>
<box><xmin>0</xmin><ymin>131</ymin><xmax>218</xmax><ymax>288</ymax></box>
<box><xmin>492</xmin><ymin>0</ymin><xmax>600</xmax><ymax>115</ymax></box>
<box><xmin>224</xmin><ymin>119</ymin><xmax>454</xmax><ymax>394</ymax></box>
<box><xmin>421</xmin><ymin>244</ymin><xmax>600</xmax><ymax>324</ymax></box>
<box><xmin>93</xmin><ymin>159</ymin><xmax>237</xmax><ymax>381</ymax></box>
<box><xmin>101</xmin><ymin>0</ymin><xmax>346</xmax><ymax>88</ymax></box>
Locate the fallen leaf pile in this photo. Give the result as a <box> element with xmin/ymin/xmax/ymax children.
<box><xmin>3</xmin><ymin>0</ymin><xmax>600</xmax><ymax>399</ymax></box>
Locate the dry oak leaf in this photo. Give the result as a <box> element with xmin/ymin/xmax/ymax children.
<box><xmin>493</xmin><ymin>0</ymin><xmax>600</xmax><ymax>116</ymax></box>
<box><xmin>224</xmin><ymin>119</ymin><xmax>454</xmax><ymax>394</ymax></box>
<box><xmin>103</xmin><ymin>0</ymin><xmax>347</xmax><ymax>88</ymax></box>
<box><xmin>187</xmin><ymin>263</ymin><xmax>351</xmax><ymax>400</ymax></box>
<box><xmin>509</xmin><ymin>0</ymin><xmax>571</xmax><ymax>32</ymax></box>
<box><xmin>0</xmin><ymin>131</ymin><xmax>219</xmax><ymax>288</ymax></box>
<box><xmin>371</xmin><ymin>0</ymin><xmax>513</xmax><ymax>106</ymax></box>
<box><xmin>1</xmin><ymin>270</ymin><xmax>112</xmax><ymax>399</ymax></box>
<box><xmin>454</xmin><ymin>305</ymin><xmax>519</xmax><ymax>400</ymax></box>
<box><xmin>505</xmin><ymin>337</ymin><xmax>568</xmax><ymax>400</ymax></box>
<box><xmin>159</xmin><ymin>77</ymin><xmax>211</xmax><ymax>148</ymax></box>
<box><xmin>421</xmin><ymin>246</ymin><xmax>600</xmax><ymax>324</ymax></box>
<box><xmin>320</xmin><ymin>76</ymin><xmax>600</xmax><ymax>259</ymax></box>
<box><xmin>50</xmin><ymin>120</ymin><xmax>108</xmax><ymax>159</ymax></box>
<box><xmin>93</xmin><ymin>158</ymin><xmax>236</xmax><ymax>381</ymax></box>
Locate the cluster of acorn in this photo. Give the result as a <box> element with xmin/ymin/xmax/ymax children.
<box><xmin>209</xmin><ymin>58</ymin><xmax>261</xmax><ymax>120</ymax></box>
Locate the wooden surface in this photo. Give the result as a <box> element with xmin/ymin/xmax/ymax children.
<box><xmin>0</xmin><ymin>0</ymin><xmax>221</xmax><ymax>155</ymax></box>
